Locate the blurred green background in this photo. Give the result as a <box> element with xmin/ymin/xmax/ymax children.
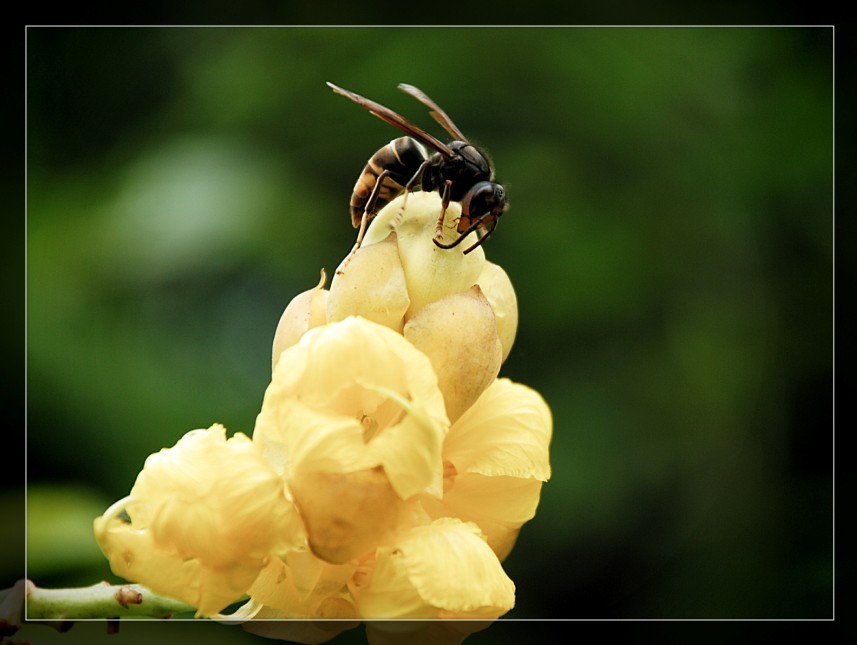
<box><xmin>17</xmin><ymin>26</ymin><xmax>831</xmax><ymax>640</ymax></box>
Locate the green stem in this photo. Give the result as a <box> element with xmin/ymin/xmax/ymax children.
<box><xmin>6</xmin><ymin>580</ymin><xmax>196</xmax><ymax>623</ymax></box>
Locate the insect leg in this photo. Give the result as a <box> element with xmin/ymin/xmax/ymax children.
<box><xmin>356</xmin><ymin>168</ymin><xmax>391</xmax><ymax>248</ymax></box>
<box><xmin>337</xmin><ymin>169</ymin><xmax>391</xmax><ymax>275</ymax></box>
<box><xmin>432</xmin><ymin>179</ymin><xmax>454</xmax><ymax>243</ymax></box>
<box><xmin>432</xmin><ymin>214</ymin><xmax>491</xmax><ymax>252</ymax></box>
<box><xmin>389</xmin><ymin>159</ymin><xmax>431</xmax><ymax>231</ymax></box>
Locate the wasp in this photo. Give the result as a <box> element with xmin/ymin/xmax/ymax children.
<box><xmin>327</xmin><ymin>82</ymin><xmax>508</xmax><ymax>255</ymax></box>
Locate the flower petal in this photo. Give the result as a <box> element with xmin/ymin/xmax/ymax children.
<box><xmin>404</xmin><ymin>287</ymin><xmax>502</xmax><ymax>423</ymax></box>
<box><xmin>475</xmin><ymin>261</ymin><xmax>518</xmax><ymax>363</ymax></box>
<box><xmin>445</xmin><ymin>378</ymin><xmax>552</xmax><ymax>481</ymax></box>
<box><xmin>131</xmin><ymin>425</ymin><xmax>303</xmax><ymax>564</ymax></box>
<box><xmin>351</xmin><ymin>519</ymin><xmax>514</xmax><ymax>619</ymax></box>
<box><xmin>254</xmin><ymin>317</ymin><xmax>448</xmax><ymax>499</ymax></box>
<box><xmin>327</xmin><ymin>235</ymin><xmax>410</xmax><ymax>333</ymax></box>
<box><xmin>248</xmin><ymin>551</ymin><xmax>358</xmax><ymax>615</ymax></box>
<box><xmin>360</xmin><ymin>385</ymin><xmax>446</xmax><ymax>500</ymax></box>
<box><xmin>94</xmin><ymin>507</ymin><xmax>262</xmax><ymax>617</ymax></box>
<box><xmin>258</xmin><ymin>398</ymin><xmax>369</xmax><ymax>474</ymax></box>
<box><xmin>419</xmin><ymin>473</ymin><xmax>545</xmax><ymax>561</ymax></box>
<box><xmin>272</xmin><ymin>270</ymin><xmax>329</xmax><ymax>370</ymax></box>
<box><xmin>290</xmin><ymin>468</ymin><xmax>404</xmax><ymax>564</ymax></box>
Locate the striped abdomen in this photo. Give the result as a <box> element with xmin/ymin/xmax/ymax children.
<box><xmin>349</xmin><ymin>136</ymin><xmax>428</xmax><ymax>228</ymax></box>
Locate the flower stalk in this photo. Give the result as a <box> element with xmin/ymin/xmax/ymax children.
<box><xmin>0</xmin><ymin>578</ymin><xmax>195</xmax><ymax>637</ymax></box>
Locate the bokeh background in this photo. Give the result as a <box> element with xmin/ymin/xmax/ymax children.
<box><xmin>14</xmin><ymin>25</ymin><xmax>832</xmax><ymax>642</ymax></box>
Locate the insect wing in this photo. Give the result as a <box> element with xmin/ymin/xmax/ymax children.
<box><xmin>398</xmin><ymin>83</ymin><xmax>469</xmax><ymax>143</ymax></box>
<box><xmin>327</xmin><ymin>82</ymin><xmax>455</xmax><ymax>159</ymax></box>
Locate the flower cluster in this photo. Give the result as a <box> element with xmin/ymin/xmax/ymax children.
<box><xmin>94</xmin><ymin>193</ymin><xmax>551</xmax><ymax>643</ymax></box>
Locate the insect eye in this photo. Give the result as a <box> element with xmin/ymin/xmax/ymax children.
<box><xmin>462</xmin><ymin>181</ymin><xmax>503</xmax><ymax>217</ymax></box>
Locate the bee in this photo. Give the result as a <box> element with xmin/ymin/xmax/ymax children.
<box><xmin>327</xmin><ymin>82</ymin><xmax>508</xmax><ymax>255</ymax></box>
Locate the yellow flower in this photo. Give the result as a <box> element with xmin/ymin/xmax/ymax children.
<box><xmin>244</xmin><ymin>195</ymin><xmax>549</xmax><ymax>633</ymax></box>
<box><xmin>418</xmin><ymin>378</ymin><xmax>552</xmax><ymax>561</ymax></box>
<box><xmin>254</xmin><ymin>316</ymin><xmax>449</xmax><ymax>563</ymax></box>
<box><xmin>93</xmin><ymin>191</ymin><xmax>551</xmax><ymax>638</ymax></box>
<box><xmin>93</xmin><ymin>424</ymin><xmax>301</xmax><ymax>616</ymax></box>
<box><xmin>349</xmin><ymin>519</ymin><xmax>515</xmax><ymax>619</ymax></box>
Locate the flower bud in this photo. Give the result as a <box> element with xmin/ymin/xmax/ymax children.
<box><xmin>363</xmin><ymin>193</ymin><xmax>486</xmax><ymax>316</ymax></box>
<box><xmin>327</xmin><ymin>234</ymin><xmax>410</xmax><ymax>333</ymax></box>
<box><xmin>272</xmin><ymin>270</ymin><xmax>328</xmax><ymax>370</ymax></box>
<box><xmin>476</xmin><ymin>261</ymin><xmax>518</xmax><ymax>363</ymax></box>
<box><xmin>403</xmin><ymin>286</ymin><xmax>502</xmax><ymax>423</ymax></box>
